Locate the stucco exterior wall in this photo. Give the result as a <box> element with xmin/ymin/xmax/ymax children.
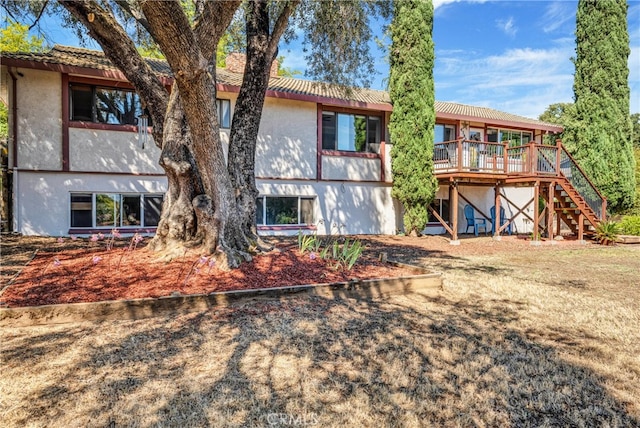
<box><xmin>69</xmin><ymin>128</ymin><xmax>163</xmax><ymax>173</ymax></box>
<box><xmin>14</xmin><ymin>170</ymin><xmax>167</xmax><ymax>236</ymax></box>
<box><xmin>255</xmin><ymin>98</ymin><xmax>316</xmax><ymax>179</ymax></box>
<box><xmin>321</xmin><ymin>156</ymin><xmax>381</xmax><ymax>181</ymax></box>
<box><xmin>16</xmin><ymin>69</ymin><xmax>62</xmax><ymax>170</ymax></box>
<box><xmin>257</xmin><ymin>179</ymin><xmax>396</xmax><ymax>236</ymax></box>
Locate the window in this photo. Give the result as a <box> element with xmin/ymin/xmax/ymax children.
<box><xmin>216</xmin><ymin>99</ymin><xmax>231</xmax><ymax>128</ymax></box>
<box><xmin>428</xmin><ymin>199</ymin><xmax>450</xmax><ymax>223</ymax></box>
<box><xmin>256</xmin><ymin>196</ymin><xmax>314</xmax><ymax>226</ymax></box>
<box><xmin>322</xmin><ymin>111</ymin><xmax>381</xmax><ymax>153</ymax></box>
<box><xmin>435</xmin><ymin>124</ymin><xmax>456</xmax><ymax>143</ymax></box>
<box><xmin>70</xmin><ymin>84</ymin><xmax>148</xmax><ymax>125</ymax></box>
<box><xmin>70</xmin><ymin>193</ymin><xmax>163</xmax><ymax>228</ymax></box>
<box><xmin>487</xmin><ymin>128</ymin><xmax>532</xmax><ymax>147</ymax></box>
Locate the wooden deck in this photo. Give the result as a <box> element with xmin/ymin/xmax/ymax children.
<box><xmin>431</xmin><ymin>139</ymin><xmax>606</xmax><ymax>242</ymax></box>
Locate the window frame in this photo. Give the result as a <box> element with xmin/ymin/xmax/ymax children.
<box><xmin>70</xmin><ymin>83</ymin><xmax>147</xmax><ymax>127</ymax></box>
<box><xmin>320</xmin><ymin>107</ymin><xmax>383</xmax><ymax>156</ymax></box>
<box><xmin>216</xmin><ymin>98</ymin><xmax>231</xmax><ymax>129</ymax></box>
<box><xmin>69</xmin><ymin>192</ymin><xmax>164</xmax><ymax>230</ymax></box>
<box><xmin>255</xmin><ymin>195</ymin><xmax>315</xmax><ymax>227</ymax></box>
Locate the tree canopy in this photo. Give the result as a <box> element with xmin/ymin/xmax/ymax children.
<box><xmin>565</xmin><ymin>0</ymin><xmax>636</xmax><ymax>213</ymax></box>
<box><xmin>388</xmin><ymin>0</ymin><xmax>437</xmax><ymax>236</ymax></box>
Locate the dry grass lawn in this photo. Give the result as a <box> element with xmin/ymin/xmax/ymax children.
<box><xmin>1</xmin><ymin>235</ymin><xmax>639</xmax><ymax>427</ymax></box>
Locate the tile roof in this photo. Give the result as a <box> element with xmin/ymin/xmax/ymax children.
<box><xmin>2</xmin><ymin>45</ymin><xmax>561</xmax><ymax>130</ymax></box>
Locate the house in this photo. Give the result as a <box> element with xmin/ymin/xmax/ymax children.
<box><xmin>0</xmin><ymin>45</ymin><xmax>604</xmax><ymax>240</ymax></box>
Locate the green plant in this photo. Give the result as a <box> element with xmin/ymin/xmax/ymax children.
<box><xmin>320</xmin><ymin>237</ymin><xmax>363</xmax><ymax>271</ymax></box>
<box><xmin>595</xmin><ymin>220</ymin><xmax>620</xmax><ymax>245</ymax></box>
<box><xmin>297</xmin><ymin>231</ymin><xmax>321</xmax><ymax>254</ymax></box>
<box><xmin>619</xmin><ymin>215</ymin><xmax>640</xmax><ymax>236</ymax></box>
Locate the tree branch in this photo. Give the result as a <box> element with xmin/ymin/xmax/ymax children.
<box><xmin>267</xmin><ymin>0</ymin><xmax>299</xmax><ymax>59</ymax></box>
<box><xmin>59</xmin><ymin>0</ymin><xmax>168</xmax><ymax>146</ymax></box>
<box><xmin>28</xmin><ymin>0</ymin><xmax>49</xmax><ymax>31</ymax></box>
<box><xmin>194</xmin><ymin>0</ymin><xmax>241</xmax><ymax>61</ymax></box>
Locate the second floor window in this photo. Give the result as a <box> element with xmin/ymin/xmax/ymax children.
<box><xmin>70</xmin><ymin>84</ymin><xmax>147</xmax><ymax>125</ymax></box>
<box><xmin>322</xmin><ymin>111</ymin><xmax>381</xmax><ymax>153</ymax></box>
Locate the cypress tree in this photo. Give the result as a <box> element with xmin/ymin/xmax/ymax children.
<box><xmin>567</xmin><ymin>0</ymin><xmax>636</xmax><ymax>212</ymax></box>
<box><xmin>389</xmin><ymin>0</ymin><xmax>437</xmax><ymax>236</ymax></box>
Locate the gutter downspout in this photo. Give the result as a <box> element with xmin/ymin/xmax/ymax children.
<box><xmin>8</xmin><ymin>68</ymin><xmax>18</xmax><ymax>233</ymax></box>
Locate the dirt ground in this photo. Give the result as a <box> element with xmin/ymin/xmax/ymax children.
<box><xmin>1</xmin><ymin>233</ymin><xmax>639</xmax><ymax>426</ymax></box>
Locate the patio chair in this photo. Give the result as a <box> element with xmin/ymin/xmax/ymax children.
<box><xmin>490</xmin><ymin>205</ymin><xmax>513</xmax><ymax>235</ymax></box>
<box><xmin>464</xmin><ymin>204</ymin><xmax>487</xmax><ymax>236</ymax></box>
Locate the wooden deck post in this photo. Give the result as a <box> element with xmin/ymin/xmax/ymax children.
<box><xmin>450</xmin><ymin>182</ymin><xmax>459</xmax><ymax>243</ymax></box>
<box><xmin>578</xmin><ymin>213</ymin><xmax>584</xmax><ymax>242</ymax></box>
<box><xmin>494</xmin><ymin>184</ymin><xmax>501</xmax><ymax>239</ymax></box>
<box><xmin>532</xmin><ymin>182</ymin><xmax>540</xmax><ymax>244</ymax></box>
<box><xmin>547</xmin><ymin>181</ymin><xmax>555</xmax><ymax>241</ymax></box>
<box><xmin>555</xmin><ymin>139</ymin><xmax>562</xmax><ymax>177</ymax></box>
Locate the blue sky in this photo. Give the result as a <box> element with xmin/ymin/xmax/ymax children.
<box><xmin>282</xmin><ymin>0</ymin><xmax>639</xmax><ymax>119</ymax></box>
<box><xmin>22</xmin><ymin>0</ymin><xmax>640</xmax><ymax>119</ymax></box>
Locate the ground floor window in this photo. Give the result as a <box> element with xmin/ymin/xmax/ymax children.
<box><xmin>70</xmin><ymin>193</ymin><xmax>163</xmax><ymax>228</ymax></box>
<box><xmin>256</xmin><ymin>196</ymin><xmax>314</xmax><ymax>226</ymax></box>
<box><xmin>428</xmin><ymin>198</ymin><xmax>450</xmax><ymax>223</ymax></box>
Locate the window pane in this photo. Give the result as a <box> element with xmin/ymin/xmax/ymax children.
<box><xmin>322</xmin><ymin>112</ymin><xmax>336</xmax><ymax>150</ymax></box>
<box><xmin>367</xmin><ymin>117</ymin><xmax>381</xmax><ymax>150</ymax></box>
<box><xmin>122</xmin><ymin>195</ymin><xmax>141</xmax><ymax>226</ymax></box>
<box><xmin>216</xmin><ymin>99</ymin><xmax>231</xmax><ymax>128</ymax></box>
<box><xmin>95</xmin><ymin>88</ymin><xmax>141</xmax><ymax>125</ymax></box>
<box><xmin>144</xmin><ymin>195</ymin><xmax>163</xmax><ymax>227</ymax></box>
<box><xmin>444</xmin><ymin>125</ymin><xmax>456</xmax><ymax>141</ymax></box>
<box><xmin>337</xmin><ymin>113</ymin><xmax>356</xmax><ymax>151</ymax></box>
<box><xmin>265</xmin><ymin>197</ymin><xmax>298</xmax><ymax>225</ymax></box>
<box><xmin>70</xmin><ymin>193</ymin><xmax>92</xmax><ymax>227</ymax></box>
<box><xmin>427</xmin><ymin>200</ymin><xmax>439</xmax><ymax>223</ymax></box>
<box><xmin>487</xmin><ymin>128</ymin><xmax>499</xmax><ymax>143</ymax></box>
<box><xmin>441</xmin><ymin>199</ymin><xmax>451</xmax><ymax>223</ymax></box>
<box><xmin>522</xmin><ymin>132</ymin><xmax>532</xmax><ymax>144</ymax></box>
<box><xmin>95</xmin><ymin>194</ymin><xmax>119</xmax><ymax>227</ymax></box>
<box><xmin>354</xmin><ymin>115</ymin><xmax>367</xmax><ymax>152</ymax></box>
<box><xmin>300</xmin><ymin>198</ymin><xmax>314</xmax><ymax>225</ymax></box>
<box><xmin>70</xmin><ymin>85</ymin><xmax>93</xmax><ymax>121</ymax></box>
<box><xmin>255</xmin><ymin>197</ymin><xmax>265</xmax><ymax>225</ymax></box>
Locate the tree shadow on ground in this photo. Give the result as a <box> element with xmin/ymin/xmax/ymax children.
<box><xmin>2</xmin><ymin>290</ymin><xmax>638</xmax><ymax>427</ymax></box>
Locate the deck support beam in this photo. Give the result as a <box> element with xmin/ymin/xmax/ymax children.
<box><xmin>532</xmin><ymin>182</ymin><xmax>540</xmax><ymax>244</ymax></box>
<box><xmin>546</xmin><ymin>181</ymin><xmax>555</xmax><ymax>241</ymax></box>
<box><xmin>450</xmin><ymin>182</ymin><xmax>459</xmax><ymax>242</ymax></box>
<box><xmin>493</xmin><ymin>184</ymin><xmax>501</xmax><ymax>239</ymax></box>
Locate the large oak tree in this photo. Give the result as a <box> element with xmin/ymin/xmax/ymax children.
<box><xmin>5</xmin><ymin>0</ymin><xmax>385</xmax><ymax>267</ymax></box>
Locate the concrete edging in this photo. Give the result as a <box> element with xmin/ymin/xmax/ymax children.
<box><xmin>0</xmin><ymin>262</ymin><xmax>442</xmax><ymax>327</ymax></box>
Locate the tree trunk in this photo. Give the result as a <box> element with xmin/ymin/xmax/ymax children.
<box><xmin>141</xmin><ymin>0</ymin><xmax>252</xmax><ymax>268</ymax></box>
<box><xmin>227</xmin><ymin>1</ymin><xmax>297</xmax><ymax>250</ymax></box>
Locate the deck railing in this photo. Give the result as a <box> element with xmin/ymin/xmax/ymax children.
<box><xmin>433</xmin><ymin>138</ymin><xmax>606</xmax><ymax>219</ymax></box>
<box><xmin>558</xmin><ymin>147</ymin><xmax>606</xmax><ymax>219</ymax></box>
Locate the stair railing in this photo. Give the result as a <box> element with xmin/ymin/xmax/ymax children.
<box><xmin>557</xmin><ymin>146</ymin><xmax>607</xmax><ymax>220</ymax></box>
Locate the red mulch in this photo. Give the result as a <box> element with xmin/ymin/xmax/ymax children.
<box><xmin>1</xmin><ymin>241</ymin><xmax>416</xmax><ymax>308</ymax></box>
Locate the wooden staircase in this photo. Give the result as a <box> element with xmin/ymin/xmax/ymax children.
<box><xmin>538</xmin><ymin>147</ymin><xmax>606</xmax><ymax>239</ymax></box>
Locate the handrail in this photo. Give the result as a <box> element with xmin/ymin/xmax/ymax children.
<box><xmin>558</xmin><ymin>147</ymin><xmax>606</xmax><ymax>219</ymax></box>
<box><xmin>558</xmin><ymin>147</ymin><xmax>606</xmax><ymax>202</ymax></box>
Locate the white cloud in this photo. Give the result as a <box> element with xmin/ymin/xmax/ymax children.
<box><xmin>435</xmin><ymin>46</ymin><xmax>576</xmax><ymax>118</ymax></box>
<box><xmin>540</xmin><ymin>2</ymin><xmax>575</xmax><ymax>34</ymax></box>
<box><xmin>496</xmin><ymin>16</ymin><xmax>517</xmax><ymax>37</ymax></box>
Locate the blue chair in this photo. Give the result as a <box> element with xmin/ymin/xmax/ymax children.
<box><xmin>464</xmin><ymin>204</ymin><xmax>487</xmax><ymax>236</ymax></box>
<box><xmin>490</xmin><ymin>205</ymin><xmax>512</xmax><ymax>235</ymax></box>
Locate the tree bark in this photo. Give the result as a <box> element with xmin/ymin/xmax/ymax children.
<box><xmin>227</xmin><ymin>1</ymin><xmax>298</xmax><ymax>249</ymax></box>
<box><xmin>140</xmin><ymin>0</ymin><xmax>251</xmax><ymax>267</ymax></box>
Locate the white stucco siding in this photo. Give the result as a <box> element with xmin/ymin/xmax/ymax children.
<box><xmin>16</xmin><ymin>69</ymin><xmax>62</xmax><ymax>170</ymax></box>
<box><xmin>257</xmin><ymin>180</ymin><xmax>396</xmax><ymax>235</ymax></box>
<box><xmin>69</xmin><ymin>128</ymin><xmax>162</xmax><ymax>173</ymax></box>
<box><xmin>321</xmin><ymin>156</ymin><xmax>381</xmax><ymax>181</ymax></box>
<box><xmin>15</xmin><ymin>171</ymin><xmax>167</xmax><ymax>236</ymax></box>
<box><xmin>255</xmin><ymin>98</ymin><xmax>316</xmax><ymax>179</ymax></box>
